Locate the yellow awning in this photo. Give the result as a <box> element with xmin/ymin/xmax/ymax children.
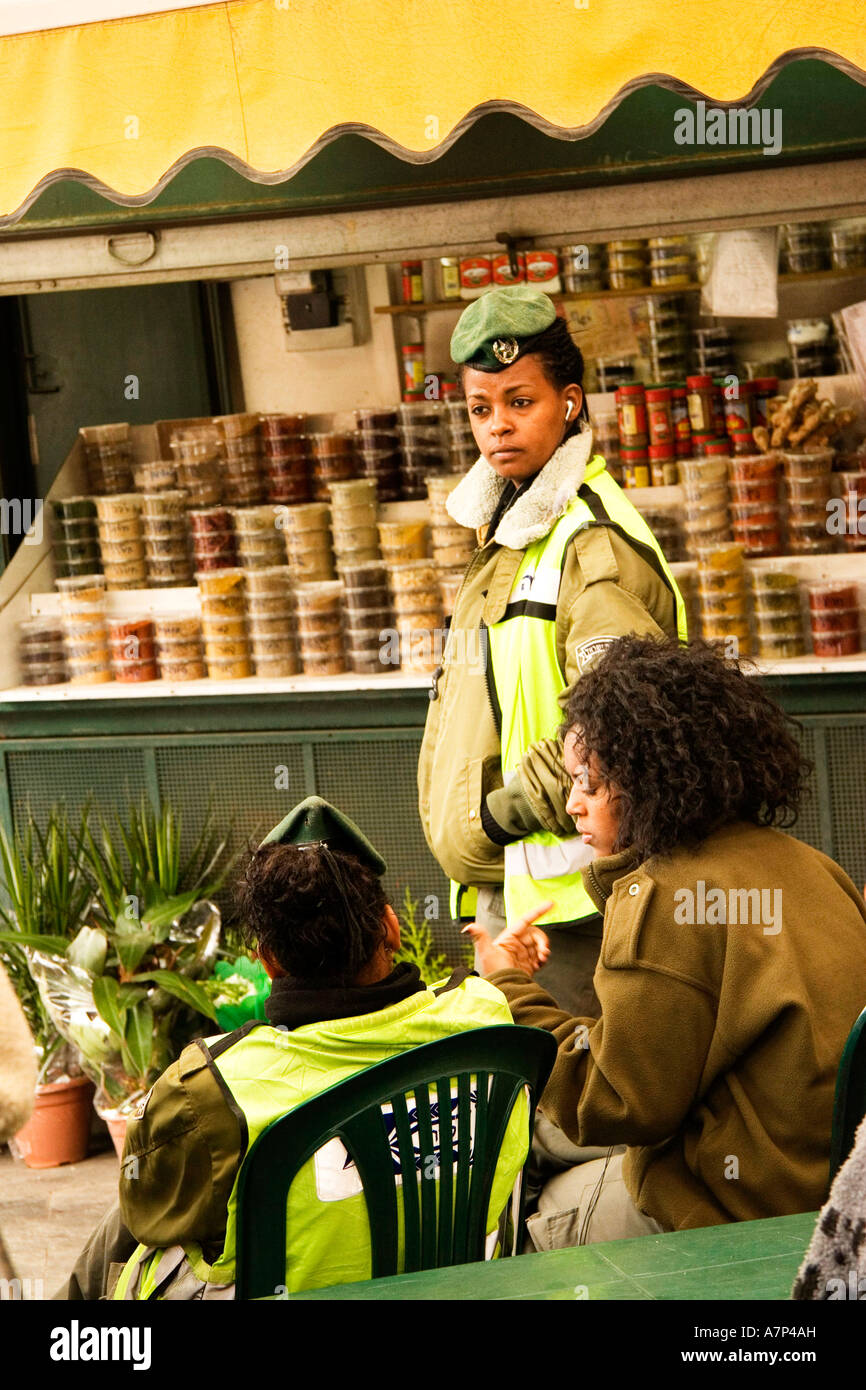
<box><xmin>1</xmin><ymin>0</ymin><xmax>864</xmax><ymax>225</ymax></box>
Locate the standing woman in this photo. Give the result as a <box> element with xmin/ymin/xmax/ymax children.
<box><xmin>418</xmin><ymin>285</ymin><xmax>687</xmax><ymax>1014</ymax></box>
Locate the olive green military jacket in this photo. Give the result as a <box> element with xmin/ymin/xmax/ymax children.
<box><xmin>418</xmin><ymin>428</ymin><xmax>681</xmax><ymax>890</ymax></box>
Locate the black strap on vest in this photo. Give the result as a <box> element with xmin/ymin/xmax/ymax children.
<box><xmin>432</xmin><ymin>966</ymin><xmax>477</xmax><ymax>996</ymax></box>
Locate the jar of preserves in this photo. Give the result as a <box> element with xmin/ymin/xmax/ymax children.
<box><xmin>615</xmin><ymin>385</ymin><xmax>648</xmax><ymax>449</ymax></box>
<box><xmin>686</xmin><ymin>375</ymin><xmax>715</xmax><ymax>434</ymax></box>
<box><xmin>620</xmin><ymin>446</ymin><xmax>650</xmax><ymax>488</ymax></box>
<box><xmin>649</xmin><ymin>443</ymin><xmax>677</xmax><ymax>486</ymax></box>
<box><xmin>439</xmin><ymin>257</ymin><xmax>460</xmax><ymax>300</ymax></box>
<box><xmin>492</xmin><ymin>253</ymin><xmax>526</xmax><ymax>286</ymax></box>
<box><xmin>646</xmin><ymin>387</ymin><xmax>673</xmax><ymax>447</ymax></box>
<box><xmin>400</xmin><ymin>261</ymin><xmax>424</xmax><ymax>304</ymax></box>
<box><xmin>459</xmin><ymin>256</ymin><xmax>492</xmax><ymax>299</ymax></box>
<box><xmin>402</xmin><ymin>343</ymin><xmax>425</xmax><ymax>399</ymax></box>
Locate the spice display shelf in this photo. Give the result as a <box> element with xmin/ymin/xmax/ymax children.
<box><xmin>0</xmin><ymin>670</ymin><xmax>433</xmax><ymax>702</ymax></box>
<box><xmin>375</xmin><ymin>266</ymin><xmax>866</xmax><ymax>316</ymax></box>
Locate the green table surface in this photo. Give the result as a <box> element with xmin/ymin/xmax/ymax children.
<box><xmin>292</xmin><ymin>1210</ymin><xmax>818</xmax><ymax>1301</ymax></box>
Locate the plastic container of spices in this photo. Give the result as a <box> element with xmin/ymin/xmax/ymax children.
<box><xmin>439</xmin><ymin>257</ymin><xmax>461</xmax><ymax>300</ymax></box>
<box><xmin>620</xmin><ymin>447</ymin><xmax>650</xmax><ymax>488</ymax></box>
<box><xmin>401</xmin><ymin>344</ymin><xmax>425</xmax><ymax>400</ymax></box>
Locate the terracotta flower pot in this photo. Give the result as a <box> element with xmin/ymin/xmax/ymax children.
<box><xmin>12</xmin><ymin>1076</ymin><xmax>94</xmax><ymax>1169</ymax></box>
<box><xmin>105</xmin><ymin>1113</ymin><xmax>127</xmax><ymax>1159</ymax></box>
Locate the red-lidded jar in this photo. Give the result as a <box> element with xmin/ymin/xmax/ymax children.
<box><xmin>649</xmin><ymin>442</ymin><xmax>677</xmax><ymax>487</ymax></box>
<box><xmin>723</xmin><ymin>382</ymin><xmax>754</xmax><ymax>436</ymax></box>
<box><xmin>691</xmin><ymin>432</ymin><xmax>716</xmax><ymax>458</ymax></box>
<box><xmin>620</xmin><ymin>445</ymin><xmax>650</xmax><ymax>488</ymax></box>
<box><xmin>402</xmin><ymin>343</ymin><xmax>425</xmax><ymax>399</ymax></box>
<box><xmin>711</xmin><ymin>380</ymin><xmax>727</xmax><ymax>438</ymax></box>
<box><xmin>670</xmin><ymin>384</ymin><xmax>691</xmax><ymax>456</ymax></box>
<box><xmin>646</xmin><ymin>387</ymin><xmax>673</xmax><ymax>447</ymax></box>
<box><xmin>704</xmin><ymin>440</ymin><xmax>732</xmax><ymax>460</ymax></box>
<box><xmin>752</xmin><ymin>377</ymin><xmax>779</xmax><ymax>431</ymax></box>
<box><xmin>401</xmin><ymin>261</ymin><xmax>424</xmax><ymax>304</ymax></box>
<box><xmin>686</xmin><ymin>376</ymin><xmax>715</xmax><ymax>434</ymax></box>
<box><xmin>615</xmin><ymin>385</ymin><xmax>648</xmax><ymax>449</ymax></box>
<box><xmin>730</xmin><ymin>431</ymin><xmax>756</xmax><ymax>456</ymax></box>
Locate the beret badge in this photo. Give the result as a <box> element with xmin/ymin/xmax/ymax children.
<box><xmin>491</xmin><ymin>337</ymin><xmax>520</xmax><ymax>365</ymax></box>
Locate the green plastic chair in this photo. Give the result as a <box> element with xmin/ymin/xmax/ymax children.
<box><xmin>234</xmin><ymin>1024</ymin><xmax>556</xmax><ymax>1299</ymax></box>
<box><xmin>828</xmin><ymin>1004</ymin><xmax>866</xmax><ymax>1185</ymax></box>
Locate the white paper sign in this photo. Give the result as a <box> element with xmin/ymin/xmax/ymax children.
<box><xmin>701</xmin><ymin>229</ymin><xmax>779</xmax><ymax>318</ymax></box>
<box><xmin>839</xmin><ymin>301</ymin><xmax>866</xmax><ymax>398</ymax></box>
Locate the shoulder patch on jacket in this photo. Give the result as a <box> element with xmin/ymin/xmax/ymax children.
<box><xmin>575</xmin><ymin>635</ymin><xmax>617</xmax><ymax>673</ymax></box>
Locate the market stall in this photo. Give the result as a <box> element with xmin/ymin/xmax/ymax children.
<box><xmin>1</xmin><ymin>4</ymin><xmax>866</xmax><ymax>956</ymax></box>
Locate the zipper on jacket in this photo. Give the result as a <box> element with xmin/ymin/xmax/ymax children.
<box><xmin>585</xmin><ymin>859</ymin><xmax>611</xmax><ymax>904</ymax></box>
<box><xmin>479</xmin><ymin>618</ymin><xmax>502</xmax><ymax>734</ymax></box>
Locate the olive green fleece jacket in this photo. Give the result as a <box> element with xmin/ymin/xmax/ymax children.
<box><xmin>418</xmin><ymin>428</ymin><xmax>681</xmax><ymax>889</ymax></box>
<box><xmin>490</xmin><ymin>822</ymin><xmax>866</xmax><ymax>1231</ymax></box>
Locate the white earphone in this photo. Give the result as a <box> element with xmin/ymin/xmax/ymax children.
<box><xmin>565</xmin><ymin>401</ymin><xmax>574</xmax><ymax>421</ymax></box>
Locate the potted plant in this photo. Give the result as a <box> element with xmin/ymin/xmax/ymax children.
<box><xmin>0</xmin><ymin>809</ymin><xmax>95</xmax><ymax>1168</ymax></box>
<box><xmin>5</xmin><ymin>798</ymin><xmax>236</xmax><ymax>1157</ymax></box>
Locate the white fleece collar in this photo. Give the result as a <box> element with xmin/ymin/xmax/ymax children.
<box><xmin>446</xmin><ymin>427</ymin><xmax>594</xmax><ymax>550</ymax></box>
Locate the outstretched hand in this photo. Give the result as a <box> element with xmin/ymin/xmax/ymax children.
<box><xmin>463</xmin><ymin>901</ymin><xmax>553</xmax><ymax>977</ymax></box>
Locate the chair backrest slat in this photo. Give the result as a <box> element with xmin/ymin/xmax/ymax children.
<box><xmin>434</xmin><ymin>1074</ymin><xmax>455</xmax><ymax>1266</ymax></box>
<box><xmin>235</xmin><ymin>1025</ymin><xmax>556</xmax><ymax>1298</ymax></box>
<box><xmin>413</xmin><ymin>1081</ymin><xmax>439</xmax><ymax>1269</ymax></box>
<box><xmin>389</xmin><ymin>1090</ymin><xmax>421</xmax><ymax>1273</ymax></box>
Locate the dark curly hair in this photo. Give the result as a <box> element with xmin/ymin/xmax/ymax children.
<box><xmin>456</xmin><ymin>314</ymin><xmax>590</xmax><ymax>429</ymax></box>
<box><xmin>235</xmin><ymin>842</ymin><xmax>387</xmax><ymax>987</ymax></box>
<box><xmin>561</xmin><ymin>637</ymin><xmax>812</xmax><ymax>862</ymax></box>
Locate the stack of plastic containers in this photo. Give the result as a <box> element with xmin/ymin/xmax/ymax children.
<box><xmin>170</xmin><ymin>426</ymin><xmax>224</xmax><ymax>507</ymax></box>
<box><xmin>260</xmin><ymin>414</ymin><xmax>310</xmax><ymax>506</ymax></box>
<box><xmin>648</xmin><ymin>237</ymin><xmax>693</xmax><ymax>289</ymax></box>
<box><xmin>189</xmin><ymin>507</ymin><xmax>237</xmax><ymax>572</ymax></box>
<box><xmin>646</xmin><ymin>298</ymin><xmax>689</xmax><ymax>383</ymax></box>
<box><xmin>295</xmin><ymin>581</ymin><xmax>345</xmax><ymax>675</ymax></box>
<box><xmin>397</xmin><ymin>403</ymin><xmax>447</xmax><ymax>499</ymax></box>
<box><xmin>354</xmin><ymin>409</ymin><xmax>402</xmax><ymax>501</ymax></box>
<box><xmin>779</xmin><ymin>450</ymin><xmax>834</xmax><ymax>555</ymax></box>
<box><xmin>442</xmin><ymin>401</ymin><xmax>477</xmax><ymax>471</ymax></box>
<box><xmin>94</xmin><ymin>495</ymin><xmax>147</xmax><ymax>590</ymax></box>
<box><xmin>605</xmin><ymin>238</ymin><xmax>648</xmax><ymax>290</ymax></box>
<box><xmin>306</xmin><ymin>432</ymin><xmax>357</xmax><ymax>502</ymax></box>
<box><xmin>281</xmin><ymin>503</ymin><xmax>334</xmax><ymax>580</ymax></box>
<box><xmin>328</xmin><ymin>480</ymin><xmax>380</xmax><ymax>567</ymax></box>
<box><xmin>197</xmin><ymin>569</ymin><xmax>250</xmax><ymax>679</ymax></box>
<box><xmin>231</xmin><ymin>505</ymin><xmax>285</xmax><ymax>571</ymax></box>
<box><xmin>427</xmin><ymin>473</ymin><xmax>475</xmax><ymax>579</ymax></box>
<box><xmin>691</xmin><ymin>327</ymin><xmax>735</xmax><ymax>380</ymax></box>
<box><xmin>216</xmin><ymin>415</ymin><xmax>266</xmax><ymax>506</ymax></box>
<box><xmin>750</xmin><ymin>571</ymin><xmax>806</xmax><ymax>660</ymax></box>
<box><xmin>678</xmin><ymin>456</ymin><xmax>731</xmax><ymax>559</ymax></box>
<box><xmin>780</xmin><ymin>222</ymin><xmax>829</xmax><ymax>274</ymax></box>
<box><xmin>133</xmin><ymin>460</ymin><xmax>176</xmax><ymax>492</ymax></box>
<box><xmin>245</xmin><ymin>567</ymin><xmax>298</xmax><ymax>678</ymax></box>
<box><xmin>807</xmin><ymin>582</ymin><xmax>861</xmax><ymax>658</ymax></box>
<box><xmin>695</xmin><ymin>544</ymin><xmax>750</xmax><ymax>656</ymax></box>
<box><xmin>728</xmin><ymin>455</ymin><xmax>782</xmax><ymax>558</ymax></box>
<box><xmin>79</xmin><ymin>424</ymin><xmax>134</xmax><ymax>494</ymax></box>
<box><xmin>830</xmin><ymin>222</ymin><xmax>866</xmax><ymax>271</ymax></box>
<box><xmin>140</xmin><ymin>491</ymin><xmax>193</xmax><ymax>587</ymax></box>
<box><xmin>57</xmin><ymin>575</ymin><xmax>111</xmax><ymax>684</ymax></box>
<box><xmin>836</xmin><ymin>455</ymin><xmax>866</xmax><ymax>552</ymax></box>
<box><xmin>52</xmin><ymin>498</ymin><xmax>100</xmax><ymax>581</ymax></box>
<box><xmin>108</xmin><ymin>618</ymin><xmax>157</xmax><ymax>683</ymax></box>
<box><xmin>153</xmin><ymin>614</ymin><xmax>206</xmax><ymax>681</ymax></box>
<box><xmin>339</xmin><ymin>561</ymin><xmax>392</xmax><ymax>675</ymax></box>
<box><xmin>386</xmin><ymin>559</ymin><xmax>443</xmax><ymax>674</ymax></box>
<box><xmin>18</xmin><ymin>618</ymin><xmax>67</xmax><ymax>686</ymax></box>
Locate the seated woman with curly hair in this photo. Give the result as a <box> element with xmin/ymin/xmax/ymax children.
<box><xmin>468</xmin><ymin>637</ymin><xmax>866</xmax><ymax>1250</ymax></box>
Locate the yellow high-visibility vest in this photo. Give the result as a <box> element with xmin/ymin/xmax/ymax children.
<box><xmin>451</xmin><ymin>457</ymin><xmax>687</xmax><ymax>931</ymax></box>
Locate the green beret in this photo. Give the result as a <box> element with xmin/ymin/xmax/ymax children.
<box><xmin>260</xmin><ymin>795</ymin><xmax>386</xmax><ymax>875</ymax></box>
<box><xmin>450</xmin><ymin>285</ymin><xmax>558</xmax><ymax>370</ymax></box>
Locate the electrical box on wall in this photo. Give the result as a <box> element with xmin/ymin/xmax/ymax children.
<box><xmin>274</xmin><ymin>266</ymin><xmax>370</xmax><ymax>351</ymax></box>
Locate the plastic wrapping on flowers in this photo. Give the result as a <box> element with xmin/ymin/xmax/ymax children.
<box><xmin>202</xmin><ymin>956</ymin><xmax>271</xmax><ymax>1032</ymax></box>
<box><xmin>28</xmin><ymin>899</ymin><xmax>222</xmax><ymax>1122</ymax></box>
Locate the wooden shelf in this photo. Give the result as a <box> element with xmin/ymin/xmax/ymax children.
<box><xmin>374</xmin><ymin>265</ymin><xmax>866</xmax><ymax>316</ymax></box>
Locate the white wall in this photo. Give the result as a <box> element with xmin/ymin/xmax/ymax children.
<box><xmin>229</xmin><ymin>265</ymin><xmax>404</xmax><ymax>420</ymax></box>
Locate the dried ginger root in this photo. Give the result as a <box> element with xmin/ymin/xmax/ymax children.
<box><xmin>753</xmin><ymin>425</ymin><xmax>770</xmax><ymax>452</ymax></box>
